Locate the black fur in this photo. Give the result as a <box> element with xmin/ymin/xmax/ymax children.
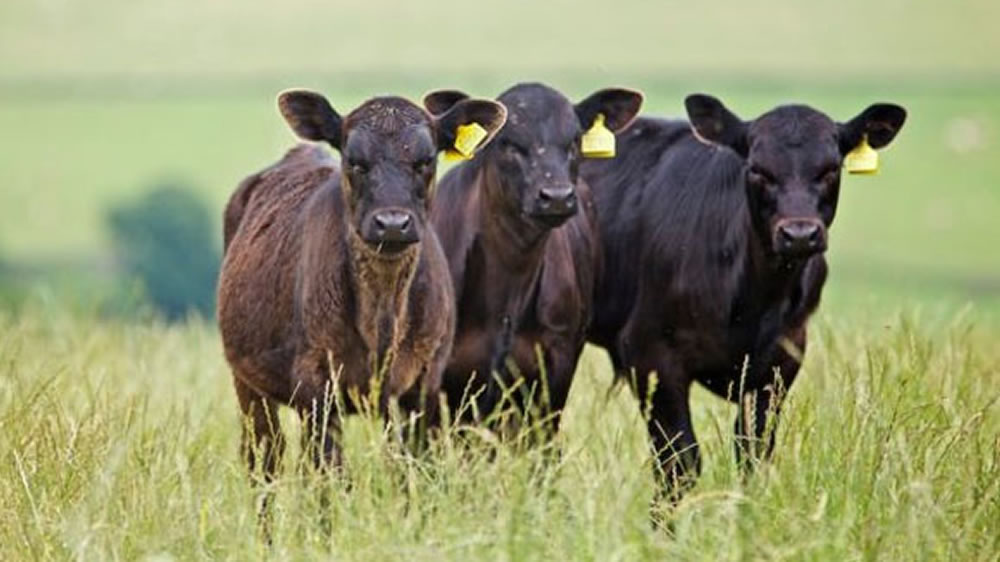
<box><xmin>581</xmin><ymin>96</ymin><xmax>906</xmax><ymax>499</ymax></box>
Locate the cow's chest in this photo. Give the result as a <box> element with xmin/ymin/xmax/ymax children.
<box><xmin>683</xmin><ymin>302</ymin><xmax>789</xmax><ymax>398</ymax></box>
<box><xmin>451</xmin><ymin>307</ymin><xmax>518</xmax><ymax>365</ymax></box>
<box><xmin>306</xmin><ymin>315</ymin><xmax>430</xmax><ymax>405</ymax></box>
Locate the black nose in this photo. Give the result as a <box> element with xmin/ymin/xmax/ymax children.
<box><xmin>776</xmin><ymin>220</ymin><xmax>825</xmax><ymax>255</ymax></box>
<box><xmin>372</xmin><ymin>210</ymin><xmax>414</xmax><ymax>242</ymax></box>
<box><xmin>537</xmin><ymin>185</ymin><xmax>577</xmax><ymax>215</ymax></box>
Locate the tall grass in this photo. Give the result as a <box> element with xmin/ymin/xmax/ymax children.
<box><xmin>1</xmin><ymin>303</ymin><xmax>997</xmax><ymax>560</ymax></box>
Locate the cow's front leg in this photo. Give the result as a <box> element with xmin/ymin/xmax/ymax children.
<box><xmin>625</xmin><ymin>339</ymin><xmax>700</xmax><ymax>502</ymax></box>
<box><xmin>734</xmin><ymin>325</ymin><xmax>806</xmax><ymax>471</ymax></box>
<box><xmin>392</xmin><ymin>373</ymin><xmax>442</xmax><ymax>455</ymax></box>
<box><xmin>233</xmin><ymin>377</ymin><xmax>285</xmax><ymax>541</ymax></box>
<box><xmin>530</xmin><ymin>335</ymin><xmax>581</xmax><ymax>440</ymax></box>
<box><xmin>291</xmin><ymin>353</ymin><xmax>345</xmax><ymax>535</ymax></box>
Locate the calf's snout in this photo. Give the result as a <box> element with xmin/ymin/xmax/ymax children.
<box><xmin>774</xmin><ymin>218</ymin><xmax>826</xmax><ymax>256</ymax></box>
<box><xmin>366</xmin><ymin>208</ymin><xmax>419</xmax><ymax>249</ymax></box>
<box><xmin>535</xmin><ymin>184</ymin><xmax>577</xmax><ymax>217</ymax></box>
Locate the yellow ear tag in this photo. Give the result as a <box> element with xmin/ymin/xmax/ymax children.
<box><xmin>581</xmin><ymin>113</ymin><xmax>615</xmax><ymax>158</ymax></box>
<box><xmin>444</xmin><ymin>122</ymin><xmax>488</xmax><ymax>162</ymax></box>
<box><xmin>844</xmin><ymin>134</ymin><xmax>879</xmax><ymax>175</ymax></box>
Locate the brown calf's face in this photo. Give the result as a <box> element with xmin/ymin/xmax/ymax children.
<box><xmin>686</xmin><ymin>94</ymin><xmax>907</xmax><ymax>259</ymax></box>
<box><xmin>279</xmin><ymin>90</ymin><xmax>506</xmax><ymax>254</ymax></box>
<box><xmin>425</xmin><ymin>83</ymin><xmax>642</xmax><ymax>229</ymax></box>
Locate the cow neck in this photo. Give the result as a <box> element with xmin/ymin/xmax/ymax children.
<box><xmin>478</xmin><ymin>168</ymin><xmax>550</xmax><ymax>275</ymax></box>
<box><xmin>744</xmin><ymin>216</ymin><xmax>809</xmax><ymax>308</ymax></box>
<box><xmin>344</xmin><ymin>218</ymin><xmax>420</xmax><ymax>372</ymax></box>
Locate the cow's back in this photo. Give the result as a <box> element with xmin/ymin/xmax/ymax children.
<box><xmin>582</xmin><ymin>115</ymin><xmax>821</xmax><ymax>373</ymax></box>
<box><xmin>217</xmin><ymin>144</ymin><xmax>339</xmax><ymax>376</ymax></box>
<box><xmin>581</xmin><ymin>117</ymin><xmax>701</xmax><ymax>345</ymax></box>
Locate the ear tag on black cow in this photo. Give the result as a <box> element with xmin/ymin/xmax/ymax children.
<box><xmin>844</xmin><ymin>134</ymin><xmax>879</xmax><ymax>175</ymax></box>
<box><xmin>582</xmin><ymin>113</ymin><xmax>615</xmax><ymax>158</ymax></box>
<box><xmin>444</xmin><ymin>122</ymin><xmax>488</xmax><ymax>162</ymax></box>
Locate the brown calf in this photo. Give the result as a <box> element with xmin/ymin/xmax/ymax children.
<box><xmin>217</xmin><ymin>90</ymin><xmax>506</xmax><ymax>513</ymax></box>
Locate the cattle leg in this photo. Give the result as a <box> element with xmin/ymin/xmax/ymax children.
<box><xmin>291</xmin><ymin>354</ymin><xmax>345</xmax><ymax>474</ymax></box>
<box><xmin>234</xmin><ymin>377</ymin><xmax>285</xmax><ymax>538</ymax></box>
<box><xmin>393</xmin><ymin>373</ymin><xmax>443</xmax><ymax>455</ymax></box>
<box><xmin>733</xmin><ymin>327</ymin><xmax>805</xmax><ymax>471</ymax></box>
<box><xmin>289</xmin><ymin>350</ymin><xmax>347</xmax><ymax>535</ymax></box>
<box><xmin>533</xmin><ymin>340</ymin><xmax>578</xmax><ymax>440</ymax></box>
<box><xmin>299</xmin><ymin>395</ymin><xmax>343</xmax><ymax>474</ymax></box>
<box><xmin>297</xmin><ymin>385</ymin><xmax>344</xmax><ymax>536</ymax></box>
<box><xmin>628</xmin><ymin>343</ymin><xmax>700</xmax><ymax>502</ymax></box>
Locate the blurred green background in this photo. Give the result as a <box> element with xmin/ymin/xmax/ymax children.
<box><xmin>1</xmin><ymin>0</ymin><xmax>998</xmax><ymax>321</ymax></box>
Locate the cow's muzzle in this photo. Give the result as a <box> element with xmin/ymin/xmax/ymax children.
<box><xmin>773</xmin><ymin>217</ymin><xmax>826</xmax><ymax>257</ymax></box>
<box><xmin>364</xmin><ymin>208</ymin><xmax>419</xmax><ymax>253</ymax></box>
<box><xmin>530</xmin><ymin>184</ymin><xmax>577</xmax><ymax>226</ymax></box>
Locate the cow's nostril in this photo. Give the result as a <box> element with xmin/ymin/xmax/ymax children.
<box><xmin>798</xmin><ymin>224</ymin><xmax>820</xmax><ymax>245</ymax></box>
<box><xmin>806</xmin><ymin>226</ymin><xmax>821</xmax><ymax>244</ymax></box>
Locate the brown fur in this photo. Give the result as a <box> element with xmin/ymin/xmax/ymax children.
<box><xmin>217</xmin><ymin>142</ymin><xmax>454</xmax><ymax>475</ymax></box>
<box><xmin>218</xmin><ymin>89</ymin><xmax>506</xmax><ymax>536</ymax></box>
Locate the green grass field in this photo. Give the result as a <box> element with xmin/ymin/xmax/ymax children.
<box><xmin>2</xmin><ymin>0</ymin><xmax>999</xmax><ymax>559</ymax></box>
<box><xmin>1</xmin><ymin>305</ymin><xmax>997</xmax><ymax>560</ymax></box>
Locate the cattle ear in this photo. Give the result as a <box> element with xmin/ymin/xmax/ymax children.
<box><xmin>575</xmin><ymin>88</ymin><xmax>644</xmax><ymax>133</ymax></box>
<box><xmin>277</xmin><ymin>89</ymin><xmax>343</xmax><ymax>149</ymax></box>
<box><xmin>422</xmin><ymin>89</ymin><xmax>471</xmax><ymax>116</ymax></box>
<box><xmin>685</xmin><ymin>93</ymin><xmax>749</xmax><ymax>157</ymax></box>
<box><xmin>433</xmin><ymin>99</ymin><xmax>508</xmax><ymax>155</ymax></box>
<box><xmin>838</xmin><ymin>103</ymin><xmax>907</xmax><ymax>154</ymax></box>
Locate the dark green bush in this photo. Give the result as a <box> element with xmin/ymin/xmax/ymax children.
<box><xmin>106</xmin><ymin>183</ymin><xmax>220</xmax><ymax>320</ymax></box>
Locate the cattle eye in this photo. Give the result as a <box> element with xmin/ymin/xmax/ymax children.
<box><xmin>816</xmin><ymin>166</ymin><xmax>840</xmax><ymax>184</ymax></box>
<box><xmin>565</xmin><ymin>141</ymin><xmax>579</xmax><ymax>158</ymax></box>
<box><xmin>747</xmin><ymin>166</ymin><xmax>775</xmax><ymax>186</ymax></box>
<box><xmin>347</xmin><ymin>159</ymin><xmax>369</xmax><ymax>176</ymax></box>
<box><xmin>500</xmin><ymin>138</ymin><xmax>525</xmax><ymax>157</ymax></box>
<box><xmin>413</xmin><ymin>157</ymin><xmax>434</xmax><ymax>175</ymax></box>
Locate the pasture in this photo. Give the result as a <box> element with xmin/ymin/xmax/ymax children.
<box><xmin>2</xmin><ymin>302</ymin><xmax>998</xmax><ymax>560</ymax></box>
<box><xmin>1</xmin><ymin>0</ymin><xmax>998</xmax><ymax>559</ymax></box>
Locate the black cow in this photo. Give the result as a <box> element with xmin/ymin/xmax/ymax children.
<box><xmin>426</xmin><ymin>83</ymin><xmax>643</xmax><ymax>435</ymax></box>
<box><xmin>581</xmin><ymin>93</ymin><xmax>906</xmax><ymax>497</ymax></box>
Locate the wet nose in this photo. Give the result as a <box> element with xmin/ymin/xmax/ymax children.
<box><xmin>777</xmin><ymin>220</ymin><xmax>825</xmax><ymax>254</ymax></box>
<box><xmin>537</xmin><ymin>185</ymin><xmax>577</xmax><ymax>215</ymax></box>
<box><xmin>373</xmin><ymin>210</ymin><xmax>414</xmax><ymax>241</ymax></box>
